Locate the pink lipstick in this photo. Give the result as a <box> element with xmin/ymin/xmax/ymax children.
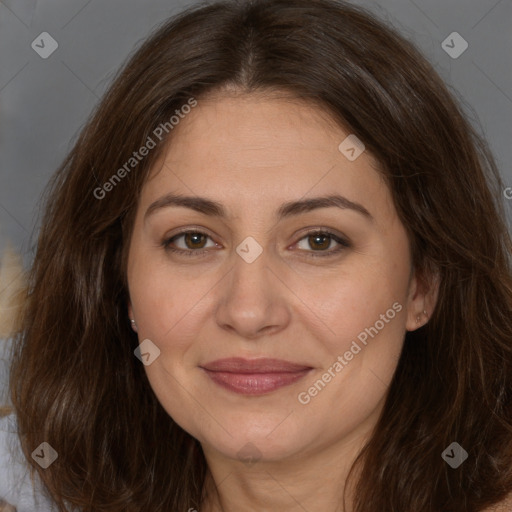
<box><xmin>200</xmin><ymin>357</ymin><xmax>313</xmax><ymax>395</ymax></box>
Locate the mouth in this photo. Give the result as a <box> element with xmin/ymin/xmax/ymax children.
<box><xmin>199</xmin><ymin>357</ymin><xmax>314</xmax><ymax>395</ymax></box>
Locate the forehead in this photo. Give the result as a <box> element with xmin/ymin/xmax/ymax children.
<box><xmin>141</xmin><ymin>93</ymin><xmax>394</xmax><ymax>224</ymax></box>
<box><xmin>154</xmin><ymin>92</ymin><xmax>359</xmax><ymax>167</ymax></box>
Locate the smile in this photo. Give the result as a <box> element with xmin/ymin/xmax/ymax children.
<box><xmin>201</xmin><ymin>368</ymin><xmax>313</xmax><ymax>395</ymax></box>
<box><xmin>199</xmin><ymin>357</ymin><xmax>314</xmax><ymax>395</ymax></box>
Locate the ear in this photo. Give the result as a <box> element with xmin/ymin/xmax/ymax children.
<box><xmin>405</xmin><ymin>263</ymin><xmax>440</xmax><ymax>332</ymax></box>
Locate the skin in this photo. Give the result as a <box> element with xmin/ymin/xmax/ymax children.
<box><xmin>127</xmin><ymin>90</ymin><xmax>439</xmax><ymax>512</ymax></box>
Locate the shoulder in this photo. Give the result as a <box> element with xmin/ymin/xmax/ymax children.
<box><xmin>0</xmin><ymin>413</ymin><xmax>58</xmax><ymax>512</ymax></box>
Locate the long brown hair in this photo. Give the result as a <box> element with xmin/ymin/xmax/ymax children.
<box><xmin>8</xmin><ymin>0</ymin><xmax>512</xmax><ymax>510</ymax></box>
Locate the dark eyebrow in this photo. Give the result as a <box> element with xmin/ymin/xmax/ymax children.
<box><xmin>144</xmin><ymin>193</ymin><xmax>373</xmax><ymax>222</ymax></box>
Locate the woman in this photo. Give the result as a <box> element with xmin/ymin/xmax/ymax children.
<box><xmin>2</xmin><ymin>0</ymin><xmax>512</xmax><ymax>510</ymax></box>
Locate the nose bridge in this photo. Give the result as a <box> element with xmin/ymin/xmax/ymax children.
<box><xmin>229</xmin><ymin>234</ymin><xmax>272</xmax><ymax>306</ymax></box>
<box><xmin>215</xmin><ymin>234</ymin><xmax>289</xmax><ymax>338</ymax></box>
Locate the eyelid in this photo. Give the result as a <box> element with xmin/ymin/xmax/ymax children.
<box><xmin>290</xmin><ymin>228</ymin><xmax>351</xmax><ymax>257</ymax></box>
<box><xmin>161</xmin><ymin>227</ymin><xmax>351</xmax><ymax>258</ymax></box>
<box><xmin>161</xmin><ymin>227</ymin><xmax>218</xmax><ymax>256</ymax></box>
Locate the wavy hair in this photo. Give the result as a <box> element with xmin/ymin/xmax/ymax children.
<box><xmin>7</xmin><ymin>0</ymin><xmax>512</xmax><ymax>510</ymax></box>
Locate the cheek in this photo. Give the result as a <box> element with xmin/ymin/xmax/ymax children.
<box><xmin>128</xmin><ymin>254</ymin><xmax>173</xmax><ymax>345</ymax></box>
<box><xmin>128</xmin><ymin>258</ymin><xmax>219</xmax><ymax>361</ymax></box>
<box><xmin>130</xmin><ymin>274</ymin><xmax>176</xmax><ymax>339</ymax></box>
<box><xmin>291</xmin><ymin>255</ymin><xmax>407</xmax><ymax>358</ymax></box>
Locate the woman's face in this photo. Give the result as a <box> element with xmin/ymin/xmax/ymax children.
<box><xmin>127</xmin><ymin>92</ymin><xmax>433</xmax><ymax>465</ymax></box>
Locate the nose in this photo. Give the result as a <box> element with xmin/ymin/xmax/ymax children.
<box><xmin>214</xmin><ymin>246</ymin><xmax>291</xmax><ymax>340</ymax></box>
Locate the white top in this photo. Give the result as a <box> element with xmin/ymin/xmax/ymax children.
<box><xmin>0</xmin><ymin>414</ymin><xmax>58</xmax><ymax>511</ymax></box>
<box><xmin>0</xmin><ymin>338</ymin><xmax>57</xmax><ymax>510</ymax></box>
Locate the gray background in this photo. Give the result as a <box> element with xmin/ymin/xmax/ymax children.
<box><xmin>0</xmin><ymin>0</ymin><xmax>510</xmax><ymax>496</ymax></box>
<box><xmin>0</xmin><ymin>0</ymin><xmax>511</xmax><ymax>267</ymax></box>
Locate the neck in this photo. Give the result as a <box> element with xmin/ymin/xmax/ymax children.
<box><xmin>199</xmin><ymin>428</ymin><xmax>370</xmax><ymax>512</ymax></box>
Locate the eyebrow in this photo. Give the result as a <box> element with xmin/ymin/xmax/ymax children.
<box><xmin>144</xmin><ymin>193</ymin><xmax>373</xmax><ymax>222</ymax></box>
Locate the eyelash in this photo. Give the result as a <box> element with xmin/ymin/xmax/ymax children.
<box><xmin>161</xmin><ymin>229</ymin><xmax>351</xmax><ymax>259</ymax></box>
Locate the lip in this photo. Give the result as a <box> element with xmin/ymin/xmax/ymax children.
<box><xmin>200</xmin><ymin>358</ymin><xmax>313</xmax><ymax>395</ymax></box>
<box><xmin>201</xmin><ymin>357</ymin><xmax>312</xmax><ymax>373</ymax></box>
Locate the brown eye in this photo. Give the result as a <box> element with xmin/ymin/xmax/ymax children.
<box><xmin>295</xmin><ymin>230</ymin><xmax>351</xmax><ymax>258</ymax></box>
<box><xmin>307</xmin><ymin>233</ymin><xmax>331</xmax><ymax>250</ymax></box>
<box><xmin>162</xmin><ymin>230</ymin><xmax>216</xmax><ymax>257</ymax></box>
<box><xmin>182</xmin><ymin>232</ymin><xmax>208</xmax><ymax>249</ymax></box>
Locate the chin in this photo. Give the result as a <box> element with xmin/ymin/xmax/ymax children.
<box><xmin>197</xmin><ymin>419</ymin><xmax>309</xmax><ymax>463</ymax></box>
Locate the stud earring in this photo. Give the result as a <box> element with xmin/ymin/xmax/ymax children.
<box><xmin>416</xmin><ymin>310</ymin><xmax>429</xmax><ymax>324</ymax></box>
<box><xmin>130</xmin><ymin>318</ymin><xmax>138</xmax><ymax>332</ymax></box>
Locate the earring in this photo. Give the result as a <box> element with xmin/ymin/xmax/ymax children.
<box><xmin>130</xmin><ymin>318</ymin><xmax>137</xmax><ymax>332</ymax></box>
<box><xmin>416</xmin><ymin>310</ymin><xmax>428</xmax><ymax>324</ymax></box>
